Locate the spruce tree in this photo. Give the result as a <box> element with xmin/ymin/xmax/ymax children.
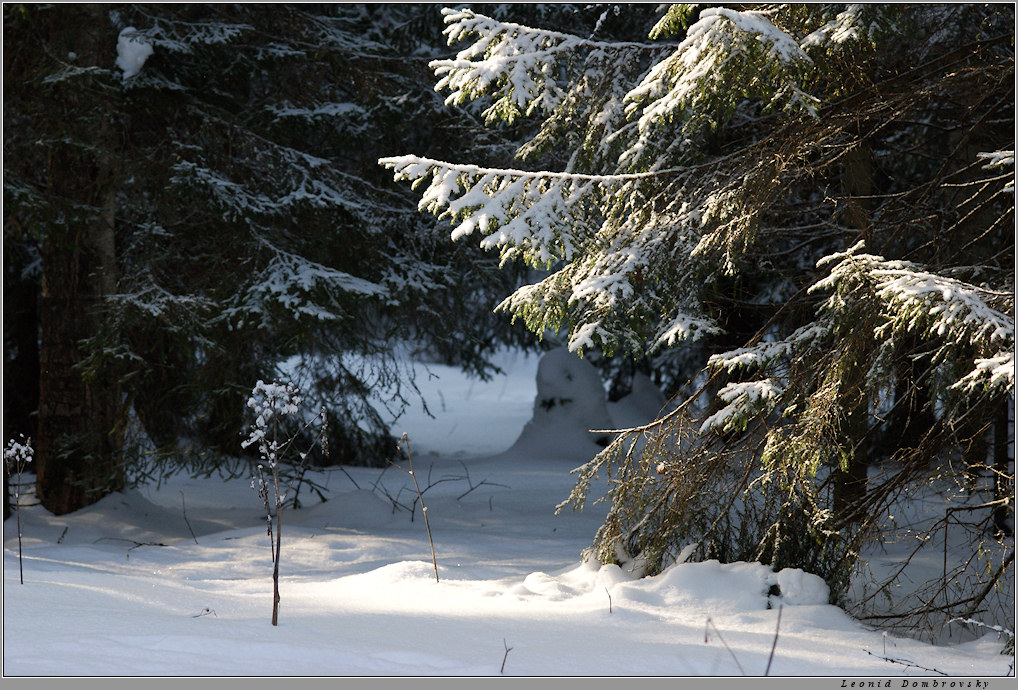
<box><xmin>383</xmin><ymin>4</ymin><xmax>1014</xmax><ymax>637</ymax></box>
<box><xmin>3</xmin><ymin>4</ymin><xmax>535</xmax><ymax>513</ymax></box>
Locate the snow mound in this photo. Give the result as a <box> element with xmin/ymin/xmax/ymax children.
<box><xmin>625</xmin><ymin>371</ymin><xmax>668</xmax><ymax>419</ymax></box>
<box><xmin>508</xmin><ymin>348</ymin><xmax>614</xmax><ymax>459</ymax></box>
<box><xmin>499</xmin><ymin>558</ymin><xmax>831</xmax><ymax>619</ymax></box>
<box><xmin>633</xmin><ymin>560</ymin><xmax>830</xmax><ymax>612</ymax></box>
<box><xmin>775</xmin><ymin>566</ymin><xmax>830</xmax><ymax>606</ymax></box>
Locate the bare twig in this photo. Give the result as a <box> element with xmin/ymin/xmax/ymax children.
<box><xmin>454</xmin><ymin>460</ymin><xmax>511</xmax><ymax>500</ymax></box>
<box><xmin>191</xmin><ymin>607</ymin><xmax>217</xmax><ymax>618</ymax></box>
<box><xmin>180</xmin><ymin>491</ymin><xmax>199</xmax><ymax>545</ymax></box>
<box><xmin>705</xmin><ymin>617</ymin><xmax>746</xmax><ymax>676</ymax></box>
<box><xmin>862</xmin><ymin>649</ymin><xmax>948</xmax><ymax>676</ymax></box>
<box><xmin>765</xmin><ymin>604</ymin><xmax>782</xmax><ymax>676</ymax></box>
<box><xmin>606</xmin><ymin>587</ymin><xmax>613</xmax><ymax>614</ymax></box>
<box><xmin>501</xmin><ymin>639</ymin><xmax>513</xmax><ymax>674</ymax></box>
<box><xmin>401</xmin><ymin>433</ymin><xmax>439</xmax><ymax>583</ymax></box>
<box><xmin>94</xmin><ymin>537</ymin><xmax>167</xmax><ymax>558</ymax></box>
<box><xmin>960</xmin><ymin>549</ymin><xmax>1015</xmax><ymax>620</ymax></box>
<box><xmin>334</xmin><ymin>464</ymin><xmax>361</xmax><ymax>491</ymax></box>
<box><xmin>57</xmin><ymin>526</ymin><xmax>68</xmax><ymax>544</ymax></box>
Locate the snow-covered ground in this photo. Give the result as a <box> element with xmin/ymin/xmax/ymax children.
<box><xmin>3</xmin><ymin>350</ymin><xmax>1014</xmax><ymax>677</ymax></box>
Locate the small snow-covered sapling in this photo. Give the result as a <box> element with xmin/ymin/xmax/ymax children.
<box><xmin>243</xmin><ymin>380</ymin><xmax>326</xmax><ymax>626</ymax></box>
<box><xmin>5</xmin><ymin>437</ymin><xmax>34</xmax><ymax>584</ymax></box>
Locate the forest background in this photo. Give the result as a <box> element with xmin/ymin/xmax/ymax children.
<box><xmin>3</xmin><ymin>3</ymin><xmax>1014</xmax><ymax>651</ymax></box>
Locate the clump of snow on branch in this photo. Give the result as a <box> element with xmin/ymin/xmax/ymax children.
<box><xmin>116</xmin><ymin>27</ymin><xmax>154</xmax><ymax>79</ymax></box>
<box><xmin>700</xmin><ymin>379</ymin><xmax>783</xmax><ymax>434</ymax></box>
<box><xmin>431</xmin><ymin>8</ymin><xmax>586</xmax><ymax>123</ymax></box>
<box><xmin>978</xmin><ymin>149</ymin><xmax>1015</xmax><ymax>194</ymax></box>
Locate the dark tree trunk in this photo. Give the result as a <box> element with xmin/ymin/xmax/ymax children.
<box><xmin>33</xmin><ymin>7</ymin><xmax>126</xmax><ymax>515</ymax></box>
<box><xmin>885</xmin><ymin>337</ymin><xmax>936</xmax><ymax>456</ymax></box>
<box><xmin>833</xmin><ymin>361</ymin><xmax>870</xmax><ymax>521</ymax></box>
<box><xmin>36</xmin><ymin>223</ymin><xmax>124</xmax><ymax>513</ymax></box>
<box><xmin>832</xmin><ymin>145</ymin><xmax>873</xmax><ymax>523</ymax></box>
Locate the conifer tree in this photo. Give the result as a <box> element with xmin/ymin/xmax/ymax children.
<box><xmin>383</xmin><ymin>4</ymin><xmax>1014</xmax><ymax>636</ymax></box>
<box><xmin>3</xmin><ymin>4</ymin><xmax>533</xmax><ymax>513</ymax></box>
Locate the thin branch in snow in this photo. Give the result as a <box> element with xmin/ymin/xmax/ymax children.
<box><xmin>180</xmin><ymin>491</ymin><xmax>199</xmax><ymax>545</ymax></box>
<box><xmin>765</xmin><ymin>604</ymin><xmax>782</xmax><ymax>676</ymax></box>
<box><xmin>862</xmin><ymin>649</ymin><xmax>948</xmax><ymax>676</ymax></box>
<box><xmin>400</xmin><ymin>433</ymin><xmax>439</xmax><ymax>583</ymax></box>
<box><xmin>500</xmin><ymin>638</ymin><xmax>514</xmax><ymax>675</ymax></box>
<box><xmin>704</xmin><ymin>617</ymin><xmax>746</xmax><ymax>676</ymax></box>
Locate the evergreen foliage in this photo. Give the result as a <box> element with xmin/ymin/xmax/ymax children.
<box><xmin>3</xmin><ymin>4</ymin><xmax>537</xmax><ymax>512</ymax></box>
<box><xmin>384</xmin><ymin>4</ymin><xmax>1015</xmax><ymax>639</ymax></box>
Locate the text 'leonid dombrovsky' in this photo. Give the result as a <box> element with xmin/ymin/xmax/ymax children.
<box><xmin>841</xmin><ymin>681</ymin><xmax>992</xmax><ymax>688</ymax></box>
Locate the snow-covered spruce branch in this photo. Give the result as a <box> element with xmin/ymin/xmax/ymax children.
<box><xmin>800</xmin><ymin>4</ymin><xmax>877</xmax><ymax>49</ymax></box>
<box><xmin>871</xmin><ymin>267</ymin><xmax>1013</xmax><ymax>344</ymax></box>
<box><xmin>432</xmin><ymin>7</ymin><xmax>668</xmax><ymax>124</ymax></box>
<box><xmin>126</xmin><ymin>13</ymin><xmax>252</xmax><ymax>54</ymax></box>
<box><xmin>185</xmin><ymin>107</ymin><xmax>424</xmax><ymax>212</ymax></box>
<box><xmin>381</xmin><ymin>157</ymin><xmax>594</xmax><ymax>266</ymax></box>
<box><xmin>379</xmin><ymin>156</ymin><xmax>691</xmax><ymax>263</ymax></box>
<box><xmin>953</xmin><ymin>352</ymin><xmax>1015</xmax><ymax>394</ymax></box>
<box><xmin>106</xmin><ymin>282</ymin><xmax>214</xmax><ymax>323</ymax></box>
<box><xmin>977</xmin><ymin>149</ymin><xmax>1015</xmax><ymax>194</ymax></box>
<box><xmin>699</xmin><ymin>379</ymin><xmax>784</xmax><ymax>434</ymax></box>
<box><xmin>380</xmin><ymin>154</ymin><xmax>721</xmax><ymax>354</ymax></box>
<box><xmin>619</xmin><ymin>7</ymin><xmax>819</xmax><ymax>168</ymax></box>
<box><xmin>237</xmin><ymin>243</ymin><xmax>387</xmax><ymax>325</ymax></box>
<box><xmin>707</xmin><ymin>323</ymin><xmax>832</xmax><ymax>374</ymax></box>
<box><xmin>812</xmin><ymin>242</ymin><xmax>1015</xmax><ymax>393</ymax></box>
<box><xmin>380</xmin><ymin>156</ymin><xmax>690</xmax><ymax>184</ymax></box>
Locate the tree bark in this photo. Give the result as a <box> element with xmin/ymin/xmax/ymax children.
<box><xmin>34</xmin><ymin>7</ymin><xmax>126</xmax><ymax>515</ymax></box>
<box><xmin>832</xmin><ymin>144</ymin><xmax>873</xmax><ymax>522</ymax></box>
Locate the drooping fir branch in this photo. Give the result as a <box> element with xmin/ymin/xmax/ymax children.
<box><xmin>432</xmin><ymin>7</ymin><xmax>669</xmax><ymax>124</ymax></box>
<box><xmin>381</xmin><ymin>153</ymin><xmax>721</xmax><ymax>355</ymax></box>
<box><xmin>809</xmin><ymin>242</ymin><xmax>1015</xmax><ymax>398</ymax></box>
<box><xmin>619</xmin><ymin>6</ymin><xmax>819</xmax><ymax>169</ymax></box>
<box><xmin>379</xmin><ymin>156</ymin><xmax>596</xmax><ymax>266</ymax></box>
